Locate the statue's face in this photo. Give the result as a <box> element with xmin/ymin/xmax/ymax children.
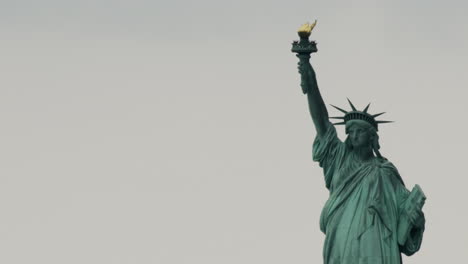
<box><xmin>346</xmin><ymin>121</ymin><xmax>373</xmax><ymax>149</ymax></box>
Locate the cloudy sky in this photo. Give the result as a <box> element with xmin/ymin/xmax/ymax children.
<box><xmin>0</xmin><ymin>0</ymin><xmax>467</xmax><ymax>263</ymax></box>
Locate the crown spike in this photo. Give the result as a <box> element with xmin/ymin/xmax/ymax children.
<box><xmin>372</xmin><ymin>112</ymin><xmax>386</xmax><ymax>118</ymax></box>
<box><xmin>376</xmin><ymin>120</ymin><xmax>394</xmax><ymax>124</ymax></box>
<box><xmin>330</xmin><ymin>99</ymin><xmax>392</xmax><ymax>130</ymax></box>
<box><xmin>330</xmin><ymin>104</ymin><xmax>348</xmax><ymax>114</ymax></box>
<box><xmin>363</xmin><ymin>103</ymin><xmax>371</xmax><ymax>113</ymax></box>
<box><xmin>332</xmin><ymin>122</ymin><xmax>346</xmax><ymax>126</ymax></box>
<box><xmin>347</xmin><ymin>98</ymin><xmax>357</xmax><ymax>111</ymax></box>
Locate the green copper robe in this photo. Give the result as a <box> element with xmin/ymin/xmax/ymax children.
<box><xmin>313</xmin><ymin>124</ymin><xmax>425</xmax><ymax>264</ymax></box>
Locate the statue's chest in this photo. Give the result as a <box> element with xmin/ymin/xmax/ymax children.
<box><xmin>332</xmin><ymin>156</ymin><xmax>378</xmax><ymax>190</ymax></box>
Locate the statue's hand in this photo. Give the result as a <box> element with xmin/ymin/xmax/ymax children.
<box><xmin>297</xmin><ymin>61</ymin><xmax>307</xmax><ymax>75</ymax></box>
<box><xmin>408</xmin><ymin>209</ymin><xmax>425</xmax><ymax>228</ymax></box>
<box><xmin>297</xmin><ymin>61</ymin><xmax>310</xmax><ymax>94</ymax></box>
<box><xmin>296</xmin><ymin>55</ymin><xmax>315</xmax><ymax>94</ymax></box>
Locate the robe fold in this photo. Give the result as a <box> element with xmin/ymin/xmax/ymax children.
<box><xmin>312</xmin><ymin>124</ymin><xmax>425</xmax><ymax>264</ymax></box>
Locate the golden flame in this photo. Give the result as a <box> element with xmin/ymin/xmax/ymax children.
<box><xmin>297</xmin><ymin>20</ymin><xmax>317</xmax><ymax>36</ymax></box>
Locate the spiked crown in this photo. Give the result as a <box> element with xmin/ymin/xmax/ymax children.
<box><xmin>330</xmin><ymin>98</ymin><xmax>392</xmax><ymax>132</ymax></box>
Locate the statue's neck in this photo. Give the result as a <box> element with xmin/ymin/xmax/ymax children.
<box><xmin>352</xmin><ymin>146</ymin><xmax>375</xmax><ymax>162</ymax></box>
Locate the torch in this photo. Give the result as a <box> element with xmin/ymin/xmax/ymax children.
<box><xmin>291</xmin><ymin>20</ymin><xmax>318</xmax><ymax>94</ymax></box>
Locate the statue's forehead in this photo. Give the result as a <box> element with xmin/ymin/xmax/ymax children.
<box><xmin>345</xmin><ymin>120</ymin><xmax>373</xmax><ymax>130</ymax></box>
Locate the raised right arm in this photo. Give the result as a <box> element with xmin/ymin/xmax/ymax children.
<box><xmin>297</xmin><ymin>54</ymin><xmax>331</xmax><ymax>137</ymax></box>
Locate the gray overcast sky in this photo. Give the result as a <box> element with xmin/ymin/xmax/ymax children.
<box><xmin>0</xmin><ymin>1</ymin><xmax>467</xmax><ymax>263</ymax></box>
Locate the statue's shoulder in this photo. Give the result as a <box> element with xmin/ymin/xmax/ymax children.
<box><xmin>376</xmin><ymin>158</ymin><xmax>405</xmax><ymax>186</ymax></box>
<box><xmin>378</xmin><ymin>159</ymin><xmax>397</xmax><ymax>170</ymax></box>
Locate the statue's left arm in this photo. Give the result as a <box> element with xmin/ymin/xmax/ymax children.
<box><xmin>398</xmin><ymin>209</ymin><xmax>425</xmax><ymax>255</ymax></box>
<box><xmin>396</xmin><ymin>186</ymin><xmax>426</xmax><ymax>256</ymax></box>
<box><xmin>382</xmin><ymin>163</ymin><xmax>425</xmax><ymax>255</ymax></box>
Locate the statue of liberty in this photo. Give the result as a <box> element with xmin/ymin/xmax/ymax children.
<box><xmin>292</xmin><ymin>22</ymin><xmax>426</xmax><ymax>264</ymax></box>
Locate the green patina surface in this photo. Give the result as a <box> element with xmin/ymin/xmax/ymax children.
<box><xmin>292</xmin><ymin>25</ymin><xmax>426</xmax><ymax>264</ymax></box>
